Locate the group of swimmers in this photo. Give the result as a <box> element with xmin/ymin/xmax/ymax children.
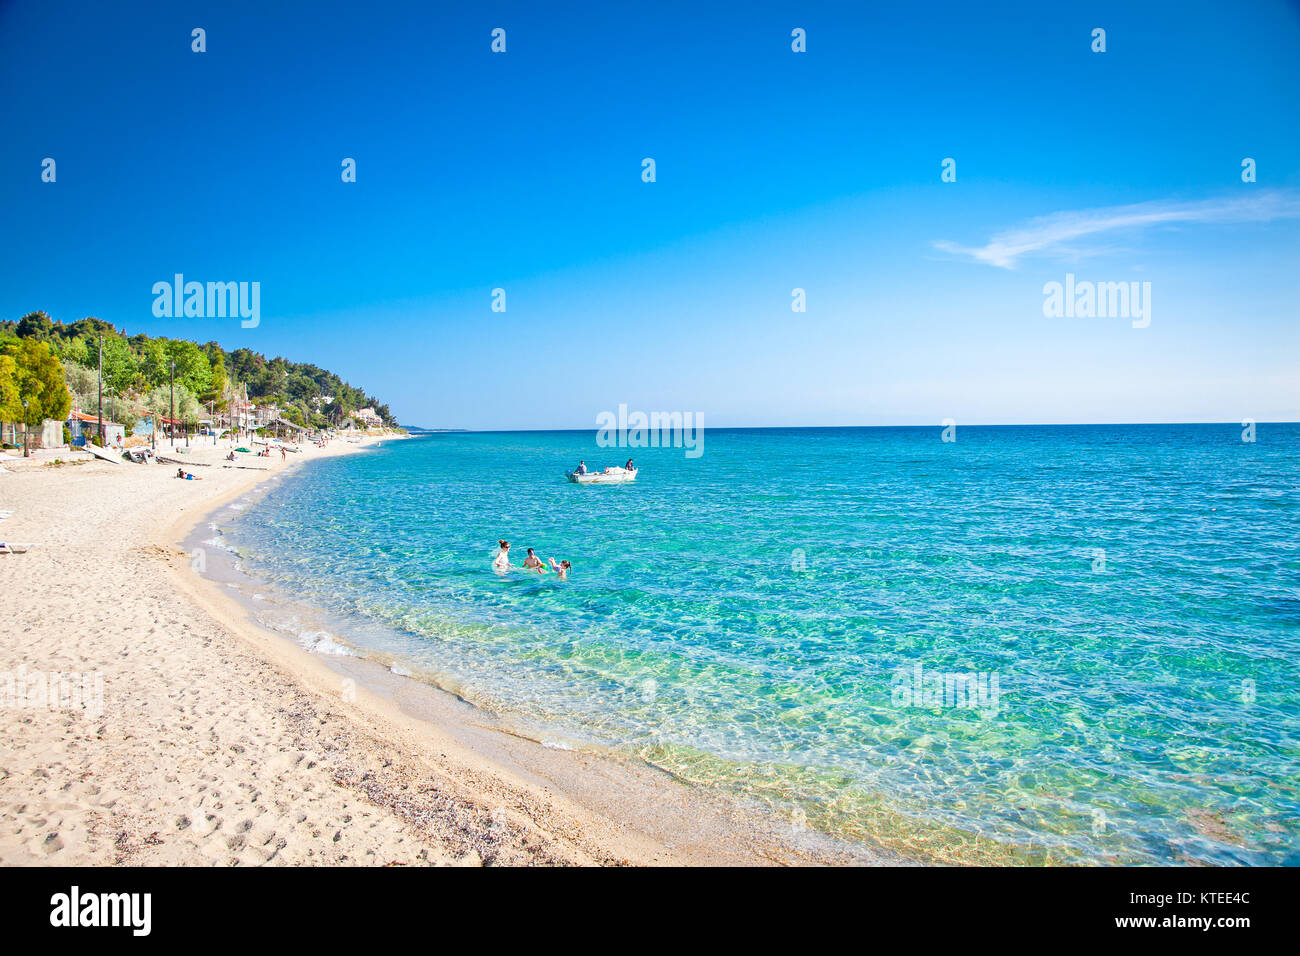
<box><xmin>492</xmin><ymin>540</ymin><xmax>571</xmax><ymax>580</ymax></box>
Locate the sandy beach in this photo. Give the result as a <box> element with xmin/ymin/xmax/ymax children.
<box><xmin>0</xmin><ymin>436</ymin><xmax>885</xmax><ymax>866</ymax></box>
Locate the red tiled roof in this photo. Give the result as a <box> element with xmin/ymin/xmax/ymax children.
<box><xmin>69</xmin><ymin>411</ymin><xmax>123</xmax><ymax>426</ymax></box>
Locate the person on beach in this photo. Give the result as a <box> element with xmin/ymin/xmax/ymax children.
<box><xmin>281</xmin><ymin>447</ymin><xmax>286</xmax><ymax>461</ymax></box>
<box><xmin>492</xmin><ymin>540</ymin><xmax>511</xmax><ymax>571</ymax></box>
<box><xmin>175</xmin><ymin>468</ymin><xmax>201</xmax><ymax>480</ymax></box>
<box><xmin>523</xmin><ymin>548</ymin><xmax>546</xmax><ymax>572</ymax></box>
<box><xmin>548</xmin><ymin>558</ymin><xmax>572</xmax><ymax>580</ymax></box>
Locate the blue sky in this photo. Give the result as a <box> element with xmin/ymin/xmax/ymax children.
<box><xmin>1</xmin><ymin>0</ymin><xmax>1297</xmax><ymax>428</ymax></box>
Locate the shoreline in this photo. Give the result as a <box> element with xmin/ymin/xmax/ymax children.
<box><xmin>170</xmin><ymin>438</ymin><xmax>897</xmax><ymax>866</ymax></box>
<box><xmin>2</xmin><ymin>434</ymin><xmax>897</xmax><ymax>865</ymax></box>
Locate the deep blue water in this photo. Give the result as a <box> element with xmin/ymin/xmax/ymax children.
<box><xmin>221</xmin><ymin>424</ymin><xmax>1300</xmax><ymax>864</ymax></box>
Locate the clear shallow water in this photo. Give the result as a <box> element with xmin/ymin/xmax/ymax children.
<box><xmin>221</xmin><ymin>426</ymin><xmax>1300</xmax><ymax>864</ymax></box>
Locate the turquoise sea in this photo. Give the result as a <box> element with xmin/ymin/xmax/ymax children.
<box><xmin>220</xmin><ymin>425</ymin><xmax>1300</xmax><ymax>864</ymax></box>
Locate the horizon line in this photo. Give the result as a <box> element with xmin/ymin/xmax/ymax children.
<box><xmin>402</xmin><ymin>420</ymin><xmax>1297</xmax><ymax>433</ymax></box>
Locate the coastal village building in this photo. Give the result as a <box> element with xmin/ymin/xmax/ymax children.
<box><xmin>67</xmin><ymin>410</ymin><xmax>126</xmax><ymax>446</ymax></box>
<box><xmin>219</xmin><ymin>399</ymin><xmax>278</xmax><ymax>432</ymax></box>
<box><xmin>266</xmin><ymin>416</ymin><xmax>308</xmax><ymax>441</ymax></box>
<box><xmin>156</xmin><ymin>415</ymin><xmax>185</xmax><ymax>442</ymax></box>
<box><xmin>227</xmin><ymin>398</ymin><xmax>256</xmax><ymax>431</ymax></box>
<box><xmin>354</xmin><ymin>407</ymin><xmax>383</xmax><ymax>427</ymax></box>
<box><xmin>2</xmin><ymin>419</ymin><xmax>64</xmax><ymax>450</ymax></box>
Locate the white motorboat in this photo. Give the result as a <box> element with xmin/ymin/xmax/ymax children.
<box><xmin>567</xmin><ymin>466</ymin><xmax>637</xmax><ymax>485</ymax></box>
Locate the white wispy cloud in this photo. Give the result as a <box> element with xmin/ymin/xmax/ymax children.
<box><xmin>933</xmin><ymin>190</ymin><xmax>1300</xmax><ymax>269</ymax></box>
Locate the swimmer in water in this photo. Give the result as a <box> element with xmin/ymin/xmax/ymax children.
<box><xmin>548</xmin><ymin>558</ymin><xmax>572</xmax><ymax>580</ymax></box>
<box><xmin>523</xmin><ymin>547</ymin><xmax>546</xmax><ymax>572</ymax></box>
<box><xmin>492</xmin><ymin>540</ymin><xmax>511</xmax><ymax>571</ymax></box>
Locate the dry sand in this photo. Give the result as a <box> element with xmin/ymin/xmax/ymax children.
<box><xmin>0</xmin><ymin>436</ymin><xmax>888</xmax><ymax>866</ymax></box>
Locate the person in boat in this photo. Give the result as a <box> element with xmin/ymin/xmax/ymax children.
<box><xmin>523</xmin><ymin>548</ymin><xmax>546</xmax><ymax>572</ymax></box>
<box><xmin>548</xmin><ymin>558</ymin><xmax>571</xmax><ymax>580</ymax></box>
<box><xmin>624</xmin><ymin>459</ymin><xmax>634</xmax><ymax>471</ymax></box>
<box><xmin>492</xmin><ymin>540</ymin><xmax>511</xmax><ymax>571</ymax></box>
<box><xmin>574</xmin><ymin>460</ymin><xmax>587</xmax><ymax>475</ymax></box>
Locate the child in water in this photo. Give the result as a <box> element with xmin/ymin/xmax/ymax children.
<box><xmin>548</xmin><ymin>558</ymin><xmax>572</xmax><ymax>580</ymax></box>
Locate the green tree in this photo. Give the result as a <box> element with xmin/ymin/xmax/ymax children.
<box><xmin>145</xmin><ymin>383</ymin><xmax>199</xmax><ymax>442</ymax></box>
<box><xmin>0</xmin><ymin>352</ymin><xmax>20</xmax><ymax>426</ymax></box>
<box><xmin>15</xmin><ymin>311</ymin><xmax>54</xmax><ymax>340</ymax></box>
<box><xmin>324</xmin><ymin>397</ymin><xmax>353</xmax><ymax>426</ymax></box>
<box><xmin>140</xmin><ymin>339</ymin><xmax>169</xmax><ymax>387</ymax></box>
<box><xmin>165</xmin><ymin>339</ymin><xmax>212</xmax><ymax>396</ymax></box>
<box><xmin>205</xmin><ymin>349</ymin><xmax>228</xmax><ymax>405</ymax></box>
<box><xmin>6</xmin><ymin>339</ymin><xmax>73</xmax><ymax>447</ymax></box>
<box><xmin>62</xmin><ymin>360</ymin><xmax>99</xmax><ymax>411</ymax></box>
<box><xmin>70</xmin><ymin>332</ymin><xmax>136</xmax><ymax>395</ymax></box>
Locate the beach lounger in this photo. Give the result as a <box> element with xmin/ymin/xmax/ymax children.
<box><xmin>0</xmin><ymin>542</ymin><xmax>35</xmax><ymax>554</ymax></box>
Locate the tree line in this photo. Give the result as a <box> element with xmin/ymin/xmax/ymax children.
<box><xmin>0</xmin><ymin>311</ymin><xmax>396</xmax><ymax>438</ymax></box>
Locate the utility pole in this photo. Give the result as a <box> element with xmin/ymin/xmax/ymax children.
<box><xmin>97</xmin><ymin>333</ymin><xmax>104</xmax><ymax>446</ymax></box>
<box><xmin>21</xmin><ymin>399</ymin><xmax>29</xmax><ymax>457</ymax></box>
<box><xmin>169</xmin><ymin>359</ymin><xmax>176</xmax><ymax>452</ymax></box>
